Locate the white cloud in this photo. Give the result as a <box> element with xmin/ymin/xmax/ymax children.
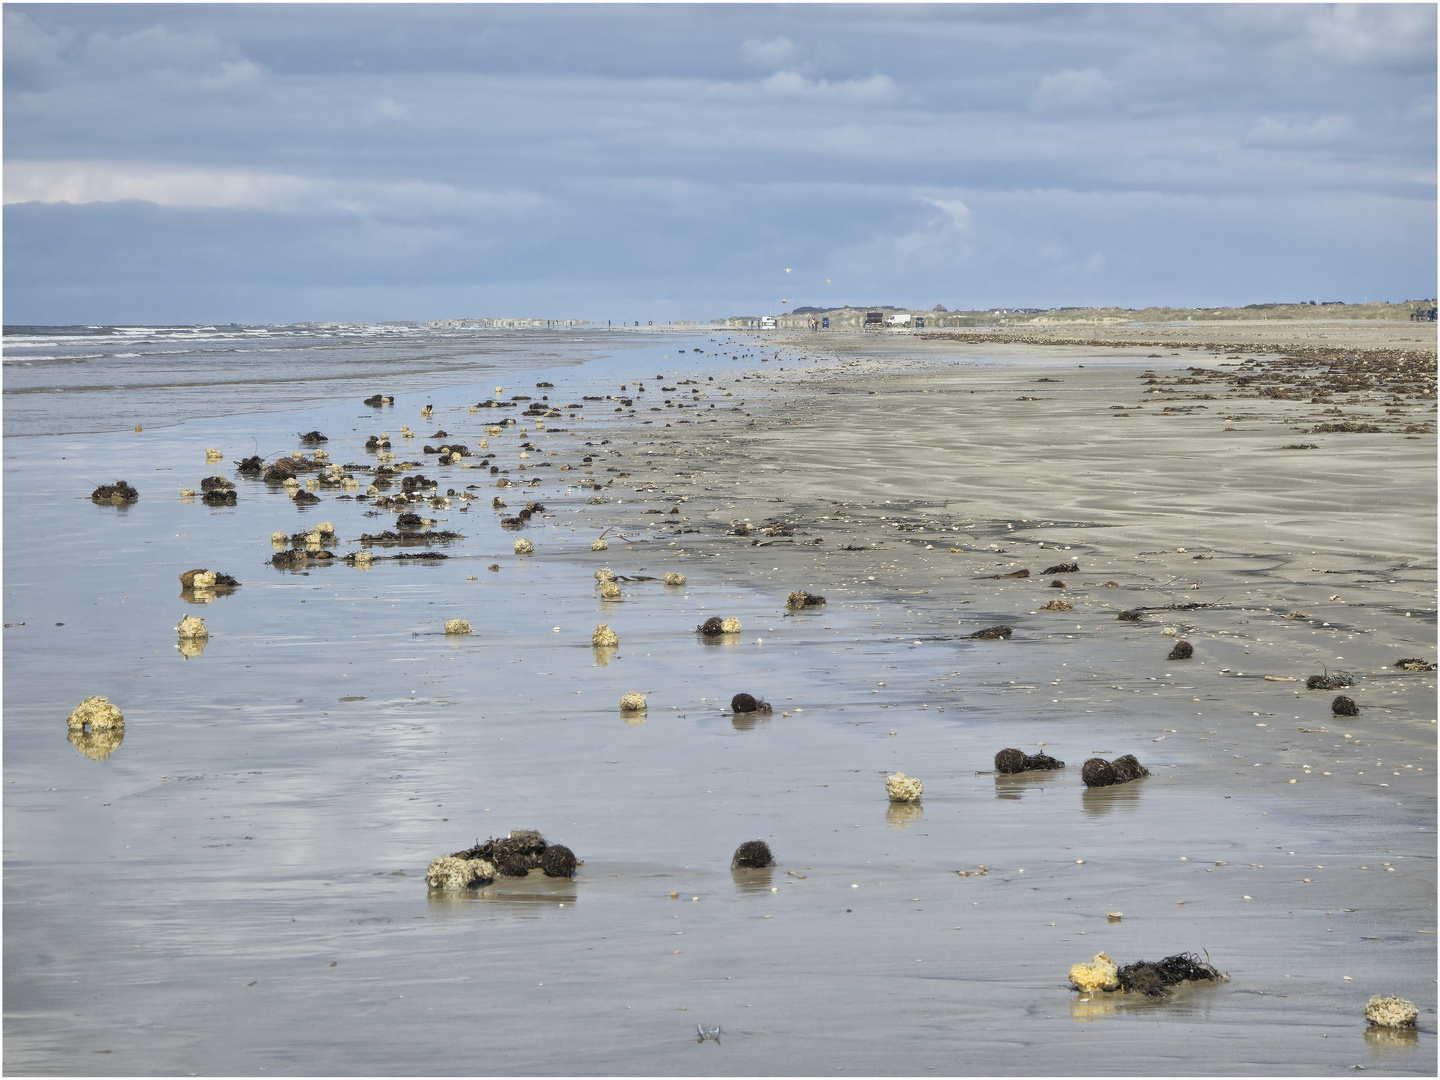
<box><xmin>362</xmin><ymin>97</ymin><xmax>408</xmax><ymax>122</ymax></box>
<box><xmin>741</xmin><ymin>35</ymin><xmax>799</xmax><ymax>70</ymax></box>
<box><xmin>2</xmin><ymin>161</ymin><xmax>541</xmax><ymax>220</ymax></box>
<box><xmin>924</xmin><ymin>197</ymin><xmax>972</xmax><ymax>230</ymax></box>
<box><xmin>202</xmin><ymin>59</ymin><xmax>265</xmax><ymax>91</ymax></box>
<box><xmin>1031</xmin><ymin>68</ymin><xmax>1113</xmax><ymax>114</ymax></box>
<box><xmin>761</xmin><ymin>71</ymin><xmax>897</xmax><ymax>102</ymax></box>
<box><xmin>1246</xmin><ymin>114</ymin><xmax>1353</xmax><ymax>146</ymax></box>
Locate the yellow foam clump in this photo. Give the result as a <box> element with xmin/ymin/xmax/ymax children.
<box><xmin>1365</xmin><ymin>996</ymin><xmax>1419</xmax><ymax>1028</ymax></box>
<box><xmin>425</xmin><ymin>856</ymin><xmax>496</xmax><ymax>890</ymax></box>
<box><xmin>67</xmin><ymin>696</ymin><xmax>124</xmax><ymax>730</ymax></box>
<box><xmin>885</xmin><ymin>772</ymin><xmax>923</xmax><ymax>802</ymax></box>
<box><xmin>176</xmin><ymin>615</ymin><xmax>208</xmax><ymax>639</ymax></box>
<box><xmin>1068</xmin><ymin>953</ymin><xmax>1120</xmax><ymax>993</ymax></box>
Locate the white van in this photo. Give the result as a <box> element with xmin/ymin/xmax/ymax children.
<box><xmin>760</xmin><ymin>316</ymin><xmax>777</xmax><ymax>330</ymax></box>
<box><xmin>885</xmin><ymin>313</ymin><xmax>913</xmax><ymax>327</ymax></box>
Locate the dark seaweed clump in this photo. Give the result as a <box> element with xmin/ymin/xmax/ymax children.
<box><xmin>994</xmin><ymin>748</ymin><xmax>1065</xmax><ymax>773</ymax></box>
<box><xmin>1117</xmin><ymin>953</ymin><xmax>1225</xmax><ymax>997</ymax></box>
<box><xmin>91</xmin><ymin>480</ymin><xmax>138</xmax><ymax>504</ymax></box>
<box><xmin>1118</xmin><ymin>609</ymin><xmax>1144</xmax><ymax>622</ymax></box>
<box><xmin>1081</xmin><ymin>754</ymin><xmax>1149</xmax><ymax>788</ymax></box>
<box><xmin>731</xmin><ymin>840</ymin><xmax>774</xmax><ymax>869</ymax></box>
<box><xmin>966</xmin><ymin>625</ymin><xmax>1013</xmax><ymax>640</ymax></box>
<box><xmin>180</xmin><ymin>568</ymin><xmax>240</xmax><ymax>589</ymax></box>
<box><xmin>271</xmin><ymin>549</ymin><xmax>335</xmax><ymax>568</ymax></box>
<box><xmin>452</xmin><ymin>829</ymin><xmax>576</xmax><ymax>878</ymax></box>
<box><xmin>731</xmin><ymin>693</ymin><xmax>772</xmax><ymax>714</ymax></box>
<box><xmin>358</xmin><ymin>530</ymin><xmax>462</xmax><ymax>545</ymax></box>
<box><xmin>539</xmin><ymin>844</ymin><xmax>578</xmax><ymax>878</ymax></box>
<box><xmin>1041</xmin><ymin>562</ymin><xmax>1079</xmax><ymax>575</ymax></box>
<box><xmin>786</xmin><ymin>591</ymin><xmax>827</xmax><ymax>609</ymax></box>
<box><xmin>1331</xmin><ymin>695</ymin><xmax>1359</xmax><ymax>717</ymax></box>
<box><xmin>202</xmin><ymin>489</ymin><xmax>238</xmax><ymax>506</ymax></box>
<box><xmin>1306</xmin><ymin>672</ymin><xmax>1353</xmax><ymax>690</ymax></box>
<box><xmin>699</xmin><ymin>616</ymin><xmax>725</xmax><ymax>636</ymax></box>
<box><xmin>1168</xmin><ymin>640</ymin><xmax>1194</xmax><ymax>660</ymax></box>
<box><xmin>1395</xmin><ymin>658</ymin><xmax>1434</xmax><ymax>672</ymax></box>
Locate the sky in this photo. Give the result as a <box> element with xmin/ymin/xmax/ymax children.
<box><xmin>4</xmin><ymin>3</ymin><xmax>1436</xmax><ymax>326</ymax></box>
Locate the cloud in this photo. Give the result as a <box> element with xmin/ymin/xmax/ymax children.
<box><xmin>202</xmin><ymin>58</ymin><xmax>265</xmax><ymax>91</ymax></box>
<box><xmin>760</xmin><ymin>71</ymin><xmax>897</xmax><ymax>102</ymax></box>
<box><xmin>1302</xmin><ymin>4</ymin><xmax>1436</xmax><ymax>67</ymax></box>
<box><xmin>362</xmin><ymin>97</ymin><xmax>408</xmax><ymax>122</ymax></box>
<box><xmin>1031</xmin><ymin>68</ymin><xmax>1113</xmax><ymax>113</ymax></box>
<box><xmin>3</xmin><ymin>161</ymin><xmax>541</xmax><ymax>221</ymax></box>
<box><xmin>923</xmin><ymin>197</ymin><xmax>972</xmax><ymax>230</ymax></box>
<box><xmin>741</xmin><ymin>35</ymin><xmax>799</xmax><ymax>70</ymax></box>
<box><xmin>1246</xmin><ymin>114</ymin><xmax>1353</xmax><ymax>146</ymax></box>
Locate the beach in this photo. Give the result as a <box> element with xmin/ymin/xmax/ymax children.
<box><xmin>3</xmin><ymin>320</ymin><xmax>1435</xmax><ymax>1075</ymax></box>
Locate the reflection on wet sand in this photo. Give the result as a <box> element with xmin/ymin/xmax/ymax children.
<box><xmin>886</xmin><ymin>802</ymin><xmax>923</xmax><ymax>828</ymax></box>
<box><xmin>1365</xmin><ymin>1025</ymin><xmax>1420</xmax><ymax>1055</ymax></box>
<box><xmin>592</xmin><ymin>645</ymin><xmax>617</xmax><ymax>668</ymax></box>
<box><xmin>1069</xmin><ymin>993</ymin><xmax>1121</xmax><ymax>1022</ymax></box>
<box><xmin>698</xmin><ymin>634</ymin><xmax>740</xmax><ymax>648</ymax></box>
<box><xmin>994</xmin><ymin>771</ymin><xmax>1064</xmax><ymax>801</ymax></box>
<box><xmin>480</xmin><ymin>872</ymin><xmax>578</xmax><ymax>906</ymax></box>
<box><xmin>1081</xmin><ymin>782</ymin><xmax>1145</xmax><ymax>816</ymax></box>
<box><xmin>67</xmin><ymin>725</ymin><xmax>124</xmax><ymax>760</ymax></box>
<box><xmin>1070</xmin><ymin>987</ymin><xmax>1218</xmax><ymax>1022</ymax></box>
<box><xmin>731</xmin><ymin>866</ymin><xmax>775</xmax><ymax>893</ymax></box>
<box><xmin>177</xmin><ymin>635</ymin><xmax>208</xmax><ymax>659</ymax></box>
<box><xmin>731</xmin><ymin>711</ymin><xmax>769</xmax><ymax>732</ymax></box>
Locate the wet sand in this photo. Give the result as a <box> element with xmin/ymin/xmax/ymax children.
<box><xmin>3</xmin><ymin>323</ymin><xmax>1435</xmax><ymax>1074</ymax></box>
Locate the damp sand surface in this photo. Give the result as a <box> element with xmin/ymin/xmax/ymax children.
<box><xmin>3</xmin><ymin>325</ymin><xmax>1435</xmax><ymax>1074</ymax></box>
